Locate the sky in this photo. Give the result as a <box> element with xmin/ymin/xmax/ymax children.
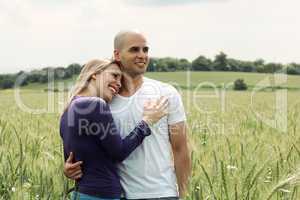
<box><xmin>0</xmin><ymin>0</ymin><xmax>299</xmax><ymax>74</ymax></box>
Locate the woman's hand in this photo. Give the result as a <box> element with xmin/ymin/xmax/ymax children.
<box><xmin>142</xmin><ymin>96</ymin><xmax>168</xmax><ymax>125</ymax></box>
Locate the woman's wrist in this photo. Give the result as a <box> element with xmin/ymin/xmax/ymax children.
<box><xmin>138</xmin><ymin>119</ymin><xmax>152</xmax><ymax>136</ymax></box>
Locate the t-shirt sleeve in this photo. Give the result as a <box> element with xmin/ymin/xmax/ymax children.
<box><xmin>84</xmin><ymin>98</ymin><xmax>151</xmax><ymax>162</ymax></box>
<box><xmin>167</xmin><ymin>86</ymin><xmax>187</xmax><ymax>125</ymax></box>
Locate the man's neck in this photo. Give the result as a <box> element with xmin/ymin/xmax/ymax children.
<box><xmin>119</xmin><ymin>74</ymin><xmax>144</xmax><ymax>97</ymax></box>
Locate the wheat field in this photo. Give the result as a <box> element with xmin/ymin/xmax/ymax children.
<box><xmin>0</xmin><ymin>72</ymin><xmax>300</xmax><ymax>200</ymax></box>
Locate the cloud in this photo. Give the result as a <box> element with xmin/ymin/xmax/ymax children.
<box><xmin>0</xmin><ymin>0</ymin><xmax>31</xmax><ymax>27</ymax></box>
<box><xmin>1</xmin><ymin>0</ymin><xmax>300</xmax><ymax>74</ymax></box>
<box><xmin>125</xmin><ymin>0</ymin><xmax>224</xmax><ymax>6</ymax></box>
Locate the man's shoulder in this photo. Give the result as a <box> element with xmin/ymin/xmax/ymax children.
<box><xmin>143</xmin><ymin>77</ymin><xmax>178</xmax><ymax>94</ymax></box>
<box><xmin>144</xmin><ymin>77</ymin><xmax>167</xmax><ymax>85</ymax></box>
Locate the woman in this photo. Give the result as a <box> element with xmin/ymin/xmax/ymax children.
<box><xmin>60</xmin><ymin>59</ymin><xmax>168</xmax><ymax>200</ymax></box>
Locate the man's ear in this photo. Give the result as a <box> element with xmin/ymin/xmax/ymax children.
<box><xmin>114</xmin><ymin>49</ymin><xmax>121</xmax><ymax>62</ymax></box>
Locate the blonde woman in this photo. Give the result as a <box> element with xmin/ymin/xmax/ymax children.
<box><xmin>60</xmin><ymin>59</ymin><xmax>168</xmax><ymax>200</ymax></box>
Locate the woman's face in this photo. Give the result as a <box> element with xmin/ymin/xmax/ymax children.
<box><xmin>94</xmin><ymin>64</ymin><xmax>122</xmax><ymax>103</ymax></box>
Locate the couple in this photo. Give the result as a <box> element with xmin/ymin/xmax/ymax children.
<box><xmin>60</xmin><ymin>30</ymin><xmax>191</xmax><ymax>200</ymax></box>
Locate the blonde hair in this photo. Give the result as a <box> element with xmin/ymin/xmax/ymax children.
<box><xmin>63</xmin><ymin>59</ymin><xmax>118</xmax><ymax>113</ymax></box>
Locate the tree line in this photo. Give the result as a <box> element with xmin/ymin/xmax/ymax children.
<box><xmin>148</xmin><ymin>52</ymin><xmax>300</xmax><ymax>74</ymax></box>
<box><xmin>1</xmin><ymin>52</ymin><xmax>299</xmax><ymax>89</ymax></box>
<box><xmin>0</xmin><ymin>64</ymin><xmax>82</xmax><ymax>89</ymax></box>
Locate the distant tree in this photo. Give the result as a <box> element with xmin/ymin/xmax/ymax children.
<box><xmin>192</xmin><ymin>55</ymin><xmax>212</xmax><ymax>71</ymax></box>
<box><xmin>14</xmin><ymin>71</ymin><xmax>29</xmax><ymax>86</ymax></box>
<box><xmin>239</xmin><ymin>61</ymin><xmax>255</xmax><ymax>72</ymax></box>
<box><xmin>164</xmin><ymin>57</ymin><xmax>178</xmax><ymax>72</ymax></box>
<box><xmin>147</xmin><ymin>58</ymin><xmax>158</xmax><ymax>72</ymax></box>
<box><xmin>213</xmin><ymin>51</ymin><xmax>230</xmax><ymax>71</ymax></box>
<box><xmin>17</xmin><ymin>71</ymin><xmax>25</xmax><ymax>76</ymax></box>
<box><xmin>227</xmin><ymin>58</ymin><xmax>241</xmax><ymax>71</ymax></box>
<box><xmin>38</xmin><ymin>73</ymin><xmax>49</xmax><ymax>83</ymax></box>
<box><xmin>27</xmin><ymin>71</ymin><xmax>41</xmax><ymax>83</ymax></box>
<box><xmin>286</xmin><ymin>63</ymin><xmax>300</xmax><ymax>75</ymax></box>
<box><xmin>263</xmin><ymin>63</ymin><xmax>283</xmax><ymax>73</ymax></box>
<box><xmin>41</xmin><ymin>67</ymin><xmax>55</xmax><ymax>82</ymax></box>
<box><xmin>155</xmin><ymin>57</ymin><xmax>179</xmax><ymax>72</ymax></box>
<box><xmin>287</xmin><ymin>67</ymin><xmax>298</xmax><ymax>75</ymax></box>
<box><xmin>0</xmin><ymin>78</ymin><xmax>14</xmax><ymax>89</ymax></box>
<box><xmin>234</xmin><ymin>79</ymin><xmax>248</xmax><ymax>90</ymax></box>
<box><xmin>254</xmin><ymin>59</ymin><xmax>265</xmax><ymax>67</ymax></box>
<box><xmin>256</xmin><ymin>65</ymin><xmax>265</xmax><ymax>73</ymax></box>
<box><xmin>252</xmin><ymin>59</ymin><xmax>264</xmax><ymax>73</ymax></box>
<box><xmin>1</xmin><ymin>55</ymin><xmax>300</xmax><ymax>91</ymax></box>
<box><xmin>66</xmin><ymin>63</ymin><xmax>82</xmax><ymax>75</ymax></box>
<box><xmin>54</xmin><ymin>67</ymin><xmax>68</xmax><ymax>79</ymax></box>
<box><xmin>177</xmin><ymin>58</ymin><xmax>191</xmax><ymax>71</ymax></box>
<box><xmin>155</xmin><ymin>58</ymin><xmax>168</xmax><ymax>72</ymax></box>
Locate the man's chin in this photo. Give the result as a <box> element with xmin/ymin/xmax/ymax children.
<box><xmin>123</xmin><ymin>67</ymin><xmax>147</xmax><ymax>78</ymax></box>
<box><xmin>130</xmin><ymin>68</ymin><xmax>146</xmax><ymax>75</ymax></box>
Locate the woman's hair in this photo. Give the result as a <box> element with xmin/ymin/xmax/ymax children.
<box><xmin>63</xmin><ymin>59</ymin><xmax>119</xmax><ymax>113</ymax></box>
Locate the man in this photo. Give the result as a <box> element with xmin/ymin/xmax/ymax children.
<box><xmin>64</xmin><ymin>30</ymin><xmax>191</xmax><ymax>199</ymax></box>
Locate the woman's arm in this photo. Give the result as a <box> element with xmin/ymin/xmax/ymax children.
<box><xmin>62</xmin><ymin>96</ymin><xmax>168</xmax><ymax>179</ymax></box>
<box><xmin>80</xmin><ymin>98</ymin><xmax>151</xmax><ymax>162</ymax></box>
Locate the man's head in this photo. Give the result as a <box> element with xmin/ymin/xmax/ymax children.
<box><xmin>113</xmin><ymin>30</ymin><xmax>149</xmax><ymax>78</ymax></box>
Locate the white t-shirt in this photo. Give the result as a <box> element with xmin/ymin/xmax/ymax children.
<box><xmin>109</xmin><ymin>77</ymin><xmax>187</xmax><ymax>199</ymax></box>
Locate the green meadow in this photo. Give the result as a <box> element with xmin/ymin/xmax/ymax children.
<box><xmin>0</xmin><ymin>71</ymin><xmax>299</xmax><ymax>199</ymax></box>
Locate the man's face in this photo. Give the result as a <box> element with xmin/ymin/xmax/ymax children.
<box><xmin>115</xmin><ymin>33</ymin><xmax>149</xmax><ymax>77</ymax></box>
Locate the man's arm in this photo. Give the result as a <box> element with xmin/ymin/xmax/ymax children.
<box><xmin>169</xmin><ymin>121</ymin><xmax>191</xmax><ymax>198</ymax></box>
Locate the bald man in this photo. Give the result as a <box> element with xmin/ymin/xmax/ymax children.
<box><xmin>64</xmin><ymin>30</ymin><xmax>191</xmax><ymax>200</ymax></box>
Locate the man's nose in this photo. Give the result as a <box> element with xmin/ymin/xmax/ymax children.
<box><xmin>137</xmin><ymin>49</ymin><xmax>147</xmax><ymax>58</ymax></box>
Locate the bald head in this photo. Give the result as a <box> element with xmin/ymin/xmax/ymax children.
<box><xmin>114</xmin><ymin>30</ymin><xmax>146</xmax><ymax>50</ymax></box>
<box><xmin>113</xmin><ymin>30</ymin><xmax>149</xmax><ymax>78</ymax></box>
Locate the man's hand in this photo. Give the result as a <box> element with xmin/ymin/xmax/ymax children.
<box><xmin>64</xmin><ymin>152</ymin><xmax>83</xmax><ymax>180</ymax></box>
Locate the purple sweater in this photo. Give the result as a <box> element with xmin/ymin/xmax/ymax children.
<box><xmin>60</xmin><ymin>96</ymin><xmax>151</xmax><ymax>198</ymax></box>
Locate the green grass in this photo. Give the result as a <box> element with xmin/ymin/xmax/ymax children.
<box><xmin>0</xmin><ymin>71</ymin><xmax>300</xmax><ymax>199</ymax></box>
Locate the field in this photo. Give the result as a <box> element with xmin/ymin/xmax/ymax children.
<box><xmin>0</xmin><ymin>71</ymin><xmax>300</xmax><ymax>200</ymax></box>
